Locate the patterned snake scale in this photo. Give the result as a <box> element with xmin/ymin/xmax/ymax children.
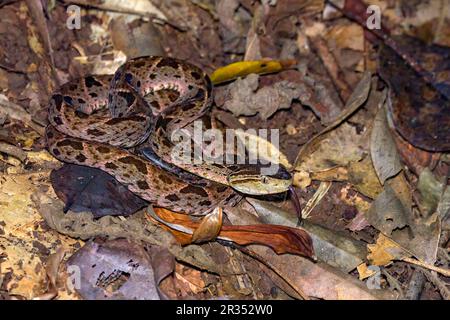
<box><xmin>46</xmin><ymin>56</ymin><xmax>242</xmax><ymax>215</ymax></box>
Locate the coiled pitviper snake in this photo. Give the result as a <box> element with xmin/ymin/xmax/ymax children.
<box><xmin>46</xmin><ymin>56</ymin><xmax>293</xmax><ymax>215</ymax></box>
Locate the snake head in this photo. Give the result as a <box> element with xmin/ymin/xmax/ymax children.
<box><xmin>227</xmin><ymin>164</ymin><xmax>292</xmax><ymax>195</ymax></box>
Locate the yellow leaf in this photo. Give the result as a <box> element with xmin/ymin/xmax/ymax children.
<box><xmin>357</xmin><ymin>263</ymin><xmax>376</xmax><ymax>280</ymax></box>
<box><xmin>210</xmin><ymin>59</ymin><xmax>296</xmax><ymax>85</ymax></box>
<box><xmin>367</xmin><ymin>233</ymin><xmax>408</xmax><ymax>266</ymax></box>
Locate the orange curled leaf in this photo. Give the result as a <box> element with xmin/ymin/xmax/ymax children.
<box><xmin>219</xmin><ymin>224</ymin><xmax>315</xmax><ymax>259</ymax></box>
<box><xmin>191</xmin><ymin>207</ymin><xmax>223</xmax><ymax>244</ymax></box>
<box><xmin>149</xmin><ymin>208</ymin><xmax>315</xmax><ymax>259</ymax></box>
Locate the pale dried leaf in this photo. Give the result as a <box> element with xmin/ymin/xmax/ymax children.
<box><xmin>370</xmin><ymin>101</ymin><xmax>402</xmax><ymax>185</ymax></box>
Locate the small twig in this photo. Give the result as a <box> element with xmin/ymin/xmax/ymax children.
<box><xmin>25</xmin><ymin>0</ymin><xmax>60</xmax><ymax>87</ymax></box>
<box><xmin>402</xmin><ymin>257</ymin><xmax>450</xmax><ymax>278</ymax></box>
<box><xmin>0</xmin><ymin>63</ymin><xmax>25</xmax><ymax>74</ymax></box>
<box><xmin>0</xmin><ymin>142</ymin><xmax>27</xmax><ymax>162</ymax></box>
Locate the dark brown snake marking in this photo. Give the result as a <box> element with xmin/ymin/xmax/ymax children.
<box><xmin>46</xmin><ymin>56</ymin><xmax>241</xmax><ymax>214</ymax></box>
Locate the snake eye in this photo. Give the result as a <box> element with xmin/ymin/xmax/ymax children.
<box><xmin>261</xmin><ymin>176</ymin><xmax>268</xmax><ymax>184</ymax></box>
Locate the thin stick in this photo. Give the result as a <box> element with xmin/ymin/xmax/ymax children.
<box><xmin>402</xmin><ymin>257</ymin><xmax>450</xmax><ymax>277</ymax></box>
<box><xmin>0</xmin><ymin>142</ymin><xmax>27</xmax><ymax>162</ymax></box>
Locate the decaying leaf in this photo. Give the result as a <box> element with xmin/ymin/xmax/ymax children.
<box><xmin>0</xmin><ymin>170</ymin><xmax>82</xmax><ymax>300</ymax></box>
<box><xmin>370</xmin><ymin>100</ymin><xmax>402</xmax><ymax>185</ymax></box>
<box><xmin>297</xmin><ymin>123</ymin><xmax>366</xmax><ymax>173</ymax></box>
<box><xmin>390</xmin><ymin>213</ymin><xmax>441</xmax><ymax>265</ymax></box>
<box><xmin>294</xmin><ymin>72</ymin><xmax>375</xmax><ymax>192</ymax></box>
<box><xmin>356</xmin><ymin>263</ymin><xmax>377</xmax><ymax>281</ymax></box>
<box><xmin>243</xmin><ymin>199</ymin><xmax>367</xmax><ymax>273</ymax></box>
<box><xmin>368</xmin><ymin>232</ymin><xmax>450</xmax><ymax>278</ymax></box>
<box><xmin>109</xmin><ymin>16</ymin><xmax>164</xmax><ymax>58</ymax></box>
<box><xmin>366</xmin><ymin>171</ymin><xmax>440</xmax><ymax>264</ymax></box>
<box><xmin>294</xmin><ymin>71</ymin><xmax>372</xmax><ymax>170</ymax></box>
<box><xmin>347</xmin><ymin>156</ymin><xmax>383</xmax><ymax>199</ymax></box>
<box><xmin>417</xmin><ymin>168</ymin><xmax>448</xmax><ymax>216</ymax></box>
<box><xmin>365</xmin><ymin>183</ymin><xmax>409</xmax><ymax>236</ymax></box>
<box><xmin>367</xmin><ymin>233</ymin><xmax>409</xmax><ymax>266</ymax></box>
<box><xmin>346</xmin><ymin>211</ymin><xmax>370</xmax><ymax>232</ymax></box>
<box><xmin>220</xmin><ymin>73</ymin><xmax>305</xmax><ymax>119</ymax></box>
<box><xmin>224</xmin><ymin>206</ymin><xmax>396</xmax><ymax>300</ymax></box>
<box><xmin>66</xmin><ymin>238</ymin><xmax>175</xmax><ymax>300</ymax></box>
<box><xmin>379</xmin><ymin>35</ymin><xmax>450</xmax><ymax>152</ymax></box>
<box><xmin>391</xmin><ymin>128</ymin><xmax>437</xmax><ymax>176</ymax></box>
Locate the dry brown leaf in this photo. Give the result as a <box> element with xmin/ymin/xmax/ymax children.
<box><xmin>0</xmin><ymin>170</ymin><xmax>81</xmax><ymax>300</ymax></box>
<box><xmin>221</xmin><ymin>73</ymin><xmax>302</xmax><ymax>119</ymax></box>
<box><xmin>224</xmin><ymin>206</ymin><xmax>396</xmax><ymax>300</ymax></box>
<box><xmin>365</xmin><ymin>183</ymin><xmax>409</xmax><ymax>236</ymax></box>
<box><xmin>173</xmin><ymin>263</ymin><xmax>206</xmax><ymax>296</ymax></box>
<box><xmin>148</xmin><ymin>208</ymin><xmax>315</xmax><ymax>259</ymax></box>
<box><xmin>245</xmin><ymin>199</ymin><xmax>367</xmax><ymax>273</ymax></box>
<box><xmin>294</xmin><ymin>72</ymin><xmax>373</xmax><ymax>191</ymax></box>
<box><xmin>326</xmin><ymin>23</ymin><xmax>365</xmax><ymax>52</ymax></box>
<box><xmin>347</xmin><ymin>156</ymin><xmax>383</xmax><ymax>199</ymax></box>
<box><xmin>370</xmin><ymin>100</ymin><xmax>402</xmax><ymax>185</ymax></box>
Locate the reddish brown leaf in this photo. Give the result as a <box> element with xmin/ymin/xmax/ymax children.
<box><xmin>392</xmin><ymin>128</ymin><xmax>439</xmax><ymax>176</ymax></box>
<box><xmin>149</xmin><ymin>208</ymin><xmax>315</xmax><ymax>259</ymax></box>
<box><xmin>334</xmin><ymin>0</ymin><xmax>450</xmax><ymax>151</ymax></box>
<box><xmin>191</xmin><ymin>207</ymin><xmax>223</xmax><ymax>244</ymax></box>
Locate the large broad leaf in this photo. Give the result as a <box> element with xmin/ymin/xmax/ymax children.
<box><xmin>378</xmin><ymin>35</ymin><xmax>450</xmax><ymax>151</ymax></box>
<box><xmin>50</xmin><ymin>164</ymin><xmax>147</xmax><ymax>218</ymax></box>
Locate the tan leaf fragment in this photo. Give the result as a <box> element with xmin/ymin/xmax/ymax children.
<box><xmin>191</xmin><ymin>207</ymin><xmax>223</xmax><ymax>244</ymax></box>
